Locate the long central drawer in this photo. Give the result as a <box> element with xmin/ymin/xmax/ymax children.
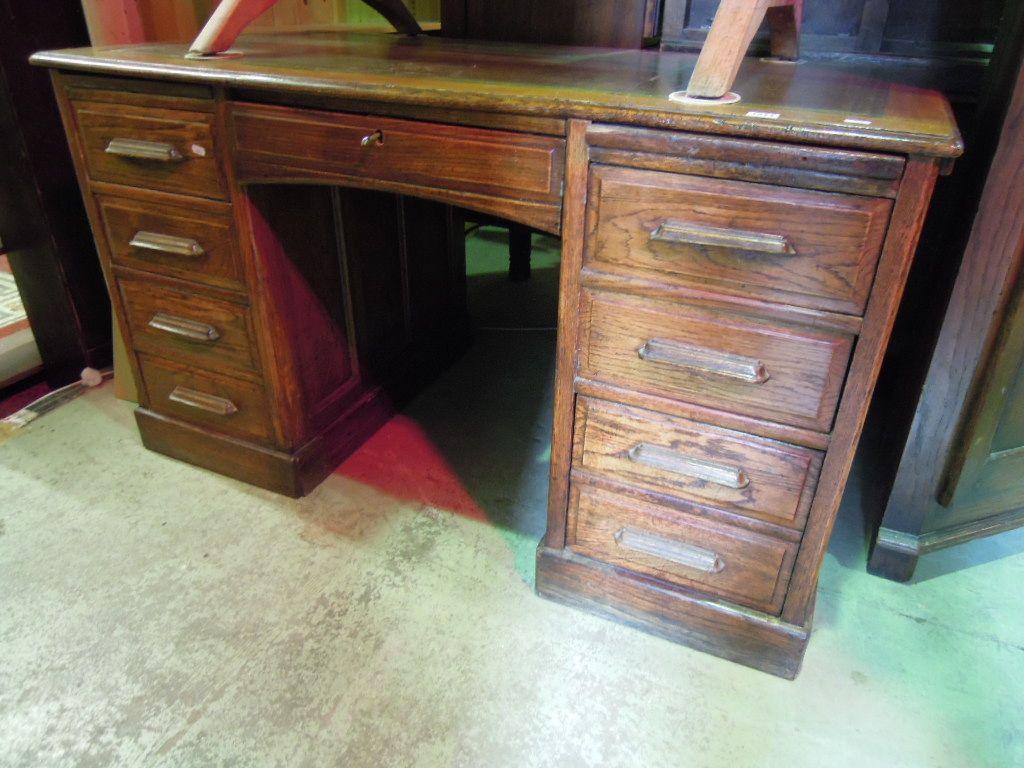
<box><xmin>231</xmin><ymin>104</ymin><xmax>565</xmax><ymax>205</ymax></box>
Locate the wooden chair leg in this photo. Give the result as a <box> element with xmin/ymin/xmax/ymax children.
<box><xmin>188</xmin><ymin>0</ymin><xmax>422</xmax><ymax>57</ymax></box>
<box><xmin>686</xmin><ymin>0</ymin><xmax>802</xmax><ymax>99</ymax></box>
<box><xmin>508</xmin><ymin>224</ymin><xmax>532</xmax><ymax>282</ymax></box>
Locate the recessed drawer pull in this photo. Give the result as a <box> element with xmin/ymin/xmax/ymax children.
<box><xmin>627</xmin><ymin>443</ymin><xmax>750</xmax><ymax>489</ymax></box>
<box><xmin>651</xmin><ymin>221</ymin><xmax>796</xmax><ymax>255</ymax></box>
<box><xmin>614</xmin><ymin>527</ymin><xmax>725</xmax><ymax>574</ymax></box>
<box><xmin>148</xmin><ymin>312</ymin><xmax>221</xmax><ymax>343</ymax></box>
<box><xmin>129</xmin><ymin>231</ymin><xmax>205</xmax><ymax>258</ymax></box>
<box><xmin>105</xmin><ymin>138</ymin><xmax>184</xmax><ymax>162</ymax></box>
<box><xmin>168</xmin><ymin>386</ymin><xmax>238</xmax><ymax>416</ymax></box>
<box><xmin>638</xmin><ymin>338</ymin><xmax>770</xmax><ymax>384</ymax></box>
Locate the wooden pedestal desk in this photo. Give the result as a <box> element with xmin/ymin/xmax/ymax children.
<box><xmin>33</xmin><ymin>33</ymin><xmax>960</xmax><ymax>678</ymax></box>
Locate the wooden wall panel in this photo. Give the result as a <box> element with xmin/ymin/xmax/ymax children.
<box><xmin>442</xmin><ymin>0</ymin><xmax>662</xmax><ymax>48</ymax></box>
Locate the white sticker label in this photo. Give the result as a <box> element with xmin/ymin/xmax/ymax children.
<box><xmin>191</xmin><ymin>144</ymin><xmax>207</xmax><ymax>157</ymax></box>
<box><xmin>746</xmin><ymin>110</ymin><xmax>781</xmax><ymax>120</ymax></box>
<box><xmin>843</xmin><ymin>118</ymin><xmax>873</xmax><ymax>126</ymax></box>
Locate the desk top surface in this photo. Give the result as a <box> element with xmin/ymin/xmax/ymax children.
<box><xmin>33</xmin><ymin>31</ymin><xmax>962</xmax><ymax>158</ymax></box>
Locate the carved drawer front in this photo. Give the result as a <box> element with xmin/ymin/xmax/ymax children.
<box><xmin>573</xmin><ymin>398</ymin><xmax>822</xmax><ymax>530</ymax></box>
<box><xmin>231</xmin><ymin>104</ymin><xmax>565</xmax><ymax>205</ymax></box>
<box><xmin>586</xmin><ymin>165</ymin><xmax>893</xmax><ymax>315</ymax></box>
<box><xmin>119</xmin><ymin>277</ymin><xmax>259</xmax><ymax>376</ymax></box>
<box><xmin>578</xmin><ymin>289</ymin><xmax>853</xmax><ymax>433</ymax></box>
<box><xmin>568</xmin><ymin>483</ymin><xmax>797</xmax><ymax>613</ymax></box>
<box><xmin>138</xmin><ymin>355</ymin><xmax>274</xmax><ymax>444</ymax></box>
<box><xmin>72</xmin><ymin>100</ymin><xmax>226</xmax><ymax>199</ymax></box>
<box><xmin>97</xmin><ymin>194</ymin><xmax>244</xmax><ymax>291</ymax></box>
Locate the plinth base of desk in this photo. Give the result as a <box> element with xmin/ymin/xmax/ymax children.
<box><xmin>135</xmin><ymin>391</ymin><xmax>394</xmax><ymax>498</ymax></box>
<box><xmin>535</xmin><ymin>546</ymin><xmax>809</xmax><ymax>679</ymax></box>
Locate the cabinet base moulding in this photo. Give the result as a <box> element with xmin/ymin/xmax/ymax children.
<box><xmin>135</xmin><ymin>386</ymin><xmax>395</xmax><ymax>497</ymax></box>
<box><xmin>535</xmin><ymin>546</ymin><xmax>810</xmax><ymax>679</ymax></box>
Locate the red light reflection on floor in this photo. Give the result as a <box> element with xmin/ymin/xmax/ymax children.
<box><xmin>335</xmin><ymin>415</ymin><xmax>487</xmax><ymax>522</ymax></box>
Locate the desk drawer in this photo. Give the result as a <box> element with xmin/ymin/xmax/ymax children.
<box><xmin>574</xmin><ymin>398</ymin><xmax>822</xmax><ymax>530</ymax></box>
<box><xmin>73</xmin><ymin>100</ymin><xmax>225</xmax><ymax>199</ymax></box>
<box><xmin>568</xmin><ymin>483</ymin><xmax>796</xmax><ymax>613</ymax></box>
<box><xmin>586</xmin><ymin>166</ymin><xmax>892</xmax><ymax>315</ymax></box>
<box><xmin>97</xmin><ymin>194</ymin><xmax>244</xmax><ymax>291</ymax></box>
<box><xmin>578</xmin><ymin>289</ymin><xmax>853</xmax><ymax>433</ymax></box>
<box><xmin>139</xmin><ymin>355</ymin><xmax>274</xmax><ymax>444</ymax></box>
<box><xmin>120</xmin><ymin>277</ymin><xmax>259</xmax><ymax>376</ymax></box>
<box><xmin>232</xmin><ymin>104</ymin><xmax>565</xmax><ymax>205</ymax></box>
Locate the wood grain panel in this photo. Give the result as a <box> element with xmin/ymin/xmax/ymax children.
<box><xmin>586</xmin><ymin>165</ymin><xmax>893</xmax><ymax>314</ymax></box>
<box><xmin>231</xmin><ymin>103</ymin><xmax>565</xmax><ymax>202</ymax></box>
<box><xmin>578</xmin><ymin>288</ymin><xmax>854</xmax><ymax>433</ymax></box>
<box><xmin>568</xmin><ymin>483</ymin><xmax>798</xmax><ymax>613</ymax></box>
<box><xmin>544</xmin><ymin>119</ymin><xmax>590</xmax><ymax>549</ymax></box>
<box><xmin>119</xmin><ymin>276</ymin><xmax>259</xmax><ymax>376</ymax></box>
<box><xmin>72</xmin><ymin>99</ymin><xmax>226</xmax><ymax>199</ymax></box>
<box><xmin>574</xmin><ymin>397</ymin><xmax>822</xmax><ymax>529</ymax></box>
<box><xmin>138</xmin><ymin>353</ymin><xmax>274</xmax><ymax>444</ymax></box>
<box><xmin>96</xmin><ymin>191</ymin><xmax>244</xmax><ymax>291</ymax></box>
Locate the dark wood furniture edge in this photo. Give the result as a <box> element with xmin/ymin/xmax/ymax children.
<box><xmin>536</xmin><ymin>546</ymin><xmax>809</xmax><ymax>679</ymax></box>
<box><xmin>876</xmin><ymin>505</ymin><xmax>1024</xmax><ymax>557</ymax></box>
<box><xmin>868</xmin><ymin>50</ymin><xmax>1024</xmax><ymax>582</ymax></box>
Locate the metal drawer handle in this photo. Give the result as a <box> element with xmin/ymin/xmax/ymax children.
<box><xmin>148</xmin><ymin>312</ymin><xmax>220</xmax><ymax>343</ymax></box>
<box><xmin>360</xmin><ymin>129</ymin><xmax>384</xmax><ymax>147</ymax></box>
<box><xmin>129</xmin><ymin>231</ymin><xmax>205</xmax><ymax>258</ymax></box>
<box><xmin>614</xmin><ymin>527</ymin><xmax>725</xmax><ymax>574</ymax></box>
<box><xmin>168</xmin><ymin>386</ymin><xmax>237</xmax><ymax>416</ymax></box>
<box><xmin>638</xmin><ymin>338</ymin><xmax>770</xmax><ymax>384</ymax></box>
<box><xmin>651</xmin><ymin>221</ymin><xmax>796</xmax><ymax>255</ymax></box>
<box><xmin>105</xmin><ymin>138</ymin><xmax>184</xmax><ymax>162</ymax></box>
<box><xmin>628</xmin><ymin>443</ymin><xmax>750</xmax><ymax>489</ymax></box>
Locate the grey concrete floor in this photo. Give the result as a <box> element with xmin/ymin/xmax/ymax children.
<box><xmin>1</xmin><ymin>232</ymin><xmax>1023</xmax><ymax>767</ymax></box>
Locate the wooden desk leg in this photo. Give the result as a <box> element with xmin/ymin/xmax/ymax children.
<box><xmin>508</xmin><ymin>223</ymin><xmax>532</xmax><ymax>282</ymax></box>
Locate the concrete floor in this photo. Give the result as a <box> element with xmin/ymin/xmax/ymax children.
<box><xmin>1</xmin><ymin>232</ymin><xmax>1023</xmax><ymax>767</ymax></box>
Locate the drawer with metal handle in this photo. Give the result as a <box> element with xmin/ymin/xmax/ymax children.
<box><xmin>577</xmin><ymin>288</ymin><xmax>853</xmax><ymax>433</ymax></box>
<box><xmin>585</xmin><ymin>165</ymin><xmax>893</xmax><ymax>315</ymax></box>
<box><xmin>573</xmin><ymin>398</ymin><xmax>823</xmax><ymax>530</ymax></box>
<box><xmin>137</xmin><ymin>354</ymin><xmax>274</xmax><ymax>444</ymax></box>
<box><xmin>119</xmin><ymin>276</ymin><xmax>260</xmax><ymax>375</ymax></box>
<box><xmin>567</xmin><ymin>483</ymin><xmax>798</xmax><ymax>614</ymax></box>
<box><xmin>72</xmin><ymin>99</ymin><xmax>226</xmax><ymax>199</ymax></box>
<box><xmin>97</xmin><ymin>193</ymin><xmax>244</xmax><ymax>290</ymax></box>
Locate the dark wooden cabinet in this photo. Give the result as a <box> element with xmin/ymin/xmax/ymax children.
<box><xmin>441</xmin><ymin>0</ymin><xmax>665</xmax><ymax>48</ymax></box>
<box><xmin>0</xmin><ymin>1</ymin><xmax>112</xmax><ymax>386</ymax></box>
<box><xmin>661</xmin><ymin>0</ymin><xmax>1006</xmax><ymax>112</ymax></box>
<box><xmin>868</xmin><ymin>53</ymin><xmax>1024</xmax><ymax>581</ymax></box>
